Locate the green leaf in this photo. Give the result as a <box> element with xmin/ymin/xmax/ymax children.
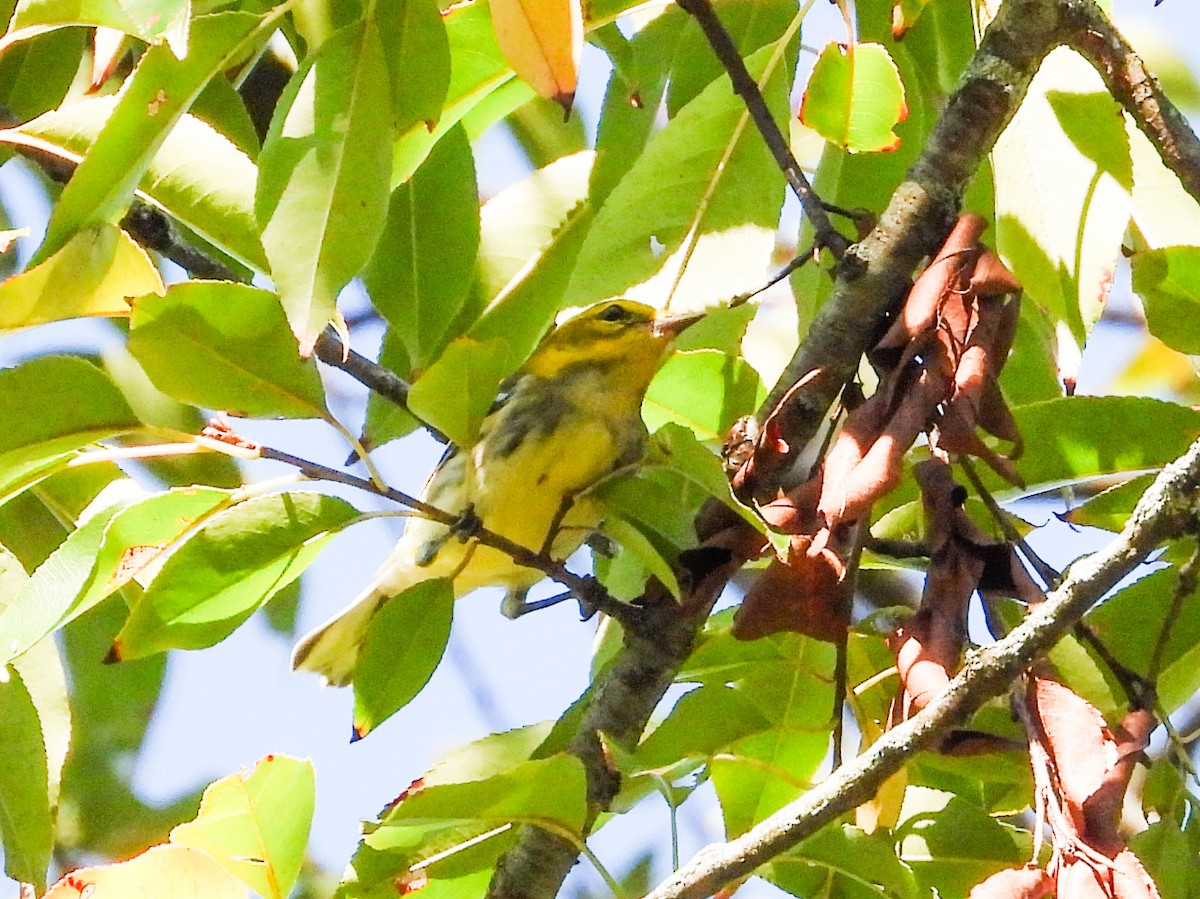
<box><xmin>1131</xmin><ymin>245</ymin><xmax>1200</xmax><ymax>354</ymax></box>
<box><xmin>353</xmin><ymin>579</ymin><xmax>454</xmax><ymax>740</ymax></box>
<box><xmin>344</xmin><ymin>753</ymin><xmax>585</xmax><ymax>893</ymax></box>
<box><xmin>643</xmin><ymin>349</ymin><xmax>764</xmax><ymax>441</ymax></box>
<box><xmin>637</xmin><ymin>684</ymin><xmax>769</xmax><ymax>769</ymax></box>
<box><xmin>112</xmin><ymin>492</ymin><xmax>359</xmax><ymax>659</ymax></box>
<box><xmin>993</xmin><ymin>49</ymin><xmax>1132</xmax><ymax>347</ymax></box>
<box><xmin>390</xmin><ymin>0</ymin><xmax>517</xmax><ymax>186</ymax></box>
<box><xmin>766</xmin><ymin>824</ymin><xmax>920</xmax><ymax>899</ymax></box>
<box><xmin>128</xmin><ymin>281</ymin><xmax>329</xmax><ymax>419</ymax></box>
<box><xmin>566</xmin><ymin>36</ymin><xmax>791</xmax><ymax>308</ymax></box>
<box><xmin>1060</xmin><ymin>473</ymin><xmax>1154</xmax><ymax>532</ymax></box>
<box><xmin>663</xmin><ymin>0</ymin><xmax>799</xmax><ymax>116</ymax></box>
<box><xmin>0</xmin><ymin>487</ymin><xmax>231</xmax><ymax>665</ymax></box>
<box><xmin>1087</xmin><ymin>568</ymin><xmax>1200</xmax><ymax>714</ymax></box>
<box><xmin>0</xmin><ymin>545</ymin><xmax>70</xmax><ymax>819</ymax></box>
<box><xmin>1132</xmin><ymin>821</ymin><xmax>1200</xmax><ymax>899</ymax></box>
<box><xmin>407</xmin><ymin>336</ymin><xmax>512</xmax><ymax>446</ymax></box>
<box><xmin>6</xmin><ymin>96</ymin><xmax>267</xmax><ymax>272</ymax></box>
<box><xmin>1129</xmin><ymin>116</ymin><xmax>1200</xmax><ymax>251</ymax></box>
<box><xmin>257</xmin><ymin>15</ymin><xmax>394</xmax><ymax>352</ymax></box>
<box><xmin>0</xmin><ymin>355</ymin><xmax>139</xmax><ymax>504</ymax></box>
<box><xmin>4</xmin><ymin>0</ymin><xmax>188</xmax><ymax>52</ymax></box>
<box><xmin>374</xmin><ymin>0</ymin><xmax>450</xmax><ymax>134</ymax></box>
<box><xmin>0</xmin><ymin>665</ymin><xmax>52</xmax><ymax>892</ymax></box>
<box><xmin>588</xmin><ymin>12</ymin><xmax>678</xmax><ymax>207</ymax></box>
<box><xmin>363</xmin><ymin>125</ymin><xmax>478</xmax><ymax>369</ymax></box>
<box><xmin>0</xmin><ymin>27</ymin><xmax>83</xmax><ymax>122</ymax></box>
<box><xmin>711</xmin><ymin>728</ymin><xmax>829</xmax><ymax>837</ymax></box>
<box><xmin>170</xmin><ymin>754</ymin><xmax>315</xmax><ymax>899</ymax></box>
<box><xmin>600</xmin><ymin>512</ymin><xmax>682</xmax><ymax>599</ymax></box>
<box><xmin>34</xmin><ymin>10</ymin><xmax>279</xmax><ymax>264</ymax></box>
<box><xmin>0</xmin><ymin>546</ymin><xmax>69</xmax><ymax>896</ymax></box>
<box><xmin>0</xmin><ymin>223</ymin><xmax>163</xmax><ymax>331</ymax></box>
<box><xmin>362</xmin><ymin>331</ymin><xmax>422</xmax><ymax>450</ymax></box>
<box><xmin>0</xmin><ymin>502</ymin><xmax>121</xmax><ymax>665</ymax></box>
<box><xmin>1011</xmin><ymin>397</ymin><xmax>1200</xmax><ymax>491</ymax></box>
<box><xmin>896</xmin><ymin>787</ymin><xmax>1030</xmax><ymax>896</ymax></box>
<box><xmin>423</xmin><ymin>722</ymin><xmax>554</xmax><ymax>786</ymax></box>
<box><xmin>800</xmin><ymin>41</ymin><xmax>906</xmax><ymax>152</ymax></box>
<box><xmin>376</xmin><ymin>752</ymin><xmax>586</xmax><ymax>833</ymax></box>
<box><xmin>474</xmin><ymin>149</ymin><xmax>593</xmax><ymax>308</ymax></box>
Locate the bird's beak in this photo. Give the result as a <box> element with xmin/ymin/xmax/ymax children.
<box><xmin>652</xmin><ymin>309</ymin><xmax>705</xmax><ymax>339</ymax></box>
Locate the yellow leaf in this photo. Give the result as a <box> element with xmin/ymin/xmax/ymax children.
<box><xmin>489</xmin><ymin>0</ymin><xmax>581</xmax><ymax>113</ymax></box>
<box><xmin>44</xmin><ymin>845</ymin><xmax>247</xmax><ymax>898</ymax></box>
<box><xmin>0</xmin><ymin>223</ymin><xmax>164</xmax><ymax>331</ymax></box>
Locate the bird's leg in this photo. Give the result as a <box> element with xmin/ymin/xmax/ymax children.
<box><xmin>501</xmin><ymin>588</ymin><xmax>575</xmax><ymax>619</ymax></box>
<box><xmin>451</xmin><ymin>504</ymin><xmax>483</xmax><ymax>541</ymax></box>
<box><xmin>501</xmin><ymin>577</ymin><xmax>643</xmax><ymax>627</ymax></box>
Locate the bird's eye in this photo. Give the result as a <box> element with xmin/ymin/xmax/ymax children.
<box><xmin>598</xmin><ymin>304</ymin><xmax>631</xmax><ymax>323</ymax></box>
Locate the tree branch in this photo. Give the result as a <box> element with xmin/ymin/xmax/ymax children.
<box><xmin>1067</xmin><ymin>1</ymin><xmax>1200</xmax><ymax>206</ymax></box>
<box><xmin>487</xmin><ymin>0</ymin><xmax>1200</xmax><ymax>894</ymax></box>
<box><xmin>646</xmin><ymin>435</ymin><xmax>1200</xmax><ymax>899</ymax></box>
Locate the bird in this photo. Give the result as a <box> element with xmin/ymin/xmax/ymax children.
<box><xmin>291</xmin><ymin>299</ymin><xmax>704</xmax><ymax>687</ymax></box>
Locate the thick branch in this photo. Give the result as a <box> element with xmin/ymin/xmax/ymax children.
<box><xmin>1068</xmin><ymin>2</ymin><xmax>1200</xmax><ymax>206</ymax></box>
<box><xmin>758</xmin><ymin>0</ymin><xmax>1071</xmax><ymax>451</ymax></box>
<box><xmin>646</xmin><ymin>436</ymin><xmax>1200</xmax><ymax>899</ymax></box>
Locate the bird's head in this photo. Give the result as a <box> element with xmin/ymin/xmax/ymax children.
<box><xmin>524</xmin><ymin>300</ymin><xmax>704</xmax><ymax>384</ymax></box>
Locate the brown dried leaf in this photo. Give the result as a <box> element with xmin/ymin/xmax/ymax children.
<box><xmin>732</xmin><ymin>532</ymin><xmax>851</xmax><ymax>642</ymax></box>
<box><xmin>968</xmin><ymin>865</ymin><xmax>1055</xmax><ymax>899</ymax></box>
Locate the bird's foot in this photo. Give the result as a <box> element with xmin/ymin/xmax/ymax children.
<box><xmin>450</xmin><ymin>505</ymin><xmax>483</xmax><ymax>542</ymax></box>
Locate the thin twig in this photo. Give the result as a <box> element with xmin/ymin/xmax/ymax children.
<box><xmin>957</xmin><ymin>455</ymin><xmax>1061</xmax><ymax>588</ymax></box>
<box><xmin>675</xmin><ymin>0</ymin><xmax>848</xmax><ymax>258</ymax></box>
<box><xmin>252</xmin><ymin>443</ymin><xmax>639</xmax><ymax>628</ymax></box>
<box><xmin>311</xmin><ymin>328</ymin><xmax>432</xmax><ymax>435</ymax></box>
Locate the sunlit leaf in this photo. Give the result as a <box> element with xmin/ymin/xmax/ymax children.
<box><xmin>800</xmin><ymin>41</ymin><xmax>907</xmax><ymax>152</ymax></box>
<box><xmin>0</xmin><ymin>546</ymin><xmax>70</xmax><ymax>888</ymax></box>
<box><xmin>0</xmin><ymin>223</ymin><xmax>162</xmax><ymax>330</ymax></box>
<box><xmin>643</xmin><ymin>349</ymin><xmax>764</xmax><ymax>441</ymax></box>
<box><xmin>993</xmin><ymin>48</ymin><xmax>1131</xmax><ymax>348</ymax></box>
<box><xmin>4</xmin><ymin>97</ymin><xmax>266</xmax><ymax>272</ymax></box>
<box><xmin>0</xmin><ymin>354</ymin><xmax>138</xmax><ymax>506</ymax></box>
<box><xmin>566</xmin><ymin>34</ymin><xmax>792</xmax><ymax>308</ymax></box>
<box><xmin>34</xmin><ymin>10</ymin><xmax>278</xmax><ymax>264</ymax></box>
<box><xmin>128</xmin><ymin>282</ymin><xmax>329</xmax><ymax>419</ymax></box>
<box><xmin>0</xmin><ymin>666</ymin><xmax>52</xmax><ymax>892</ymax></box>
<box><xmin>766</xmin><ymin>824</ymin><xmax>921</xmax><ymax>898</ymax></box>
<box><xmin>170</xmin><ymin>755</ymin><xmax>314</xmax><ymax>899</ymax></box>
<box><xmin>43</xmin><ymin>844</ymin><xmax>247</xmax><ymax>898</ymax></box>
<box><xmin>257</xmin><ymin>15</ymin><xmax>393</xmax><ymax>352</ymax></box>
<box><xmin>407</xmin><ymin>336</ymin><xmax>511</xmax><ymax>446</ymax></box>
<box><xmin>353</xmin><ymin>579</ymin><xmax>454</xmax><ymax>740</ymax></box>
<box><xmin>1011</xmin><ymin>396</ymin><xmax>1200</xmax><ymax>491</ymax></box>
<box><xmin>112</xmin><ymin>492</ymin><xmax>359</xmax><ymax>659</ymax></box>
<box><xmin>1131</xmin><ymin>245</ymin><xmax>1200</xmax><ymax>354</ymax></box>
<box><xmin>489</xmin><ymin>0</ymin><xmax>581</xmax><ymax>111</ymax></box>
<box><xmin>3</xmin><ymin>0</ymin><xmax>188</xmax><ymax>55</ymax></box>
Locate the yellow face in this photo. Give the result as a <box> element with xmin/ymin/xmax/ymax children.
<box><xmin>524</xmin><ymin>300</ymin><xmax>702</xmax><ymax>380</ymax></box>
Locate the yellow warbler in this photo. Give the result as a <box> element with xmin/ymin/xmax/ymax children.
<box><xmin>292</xmin><ymin>300</ymin><xmax>702</xmax><ymax>686</ymax></box>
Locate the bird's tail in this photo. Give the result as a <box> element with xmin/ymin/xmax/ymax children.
<box><xmin>291</xmin><ymin>582</ymin><xmax>394</xmax><ymax>687</ymax></box>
